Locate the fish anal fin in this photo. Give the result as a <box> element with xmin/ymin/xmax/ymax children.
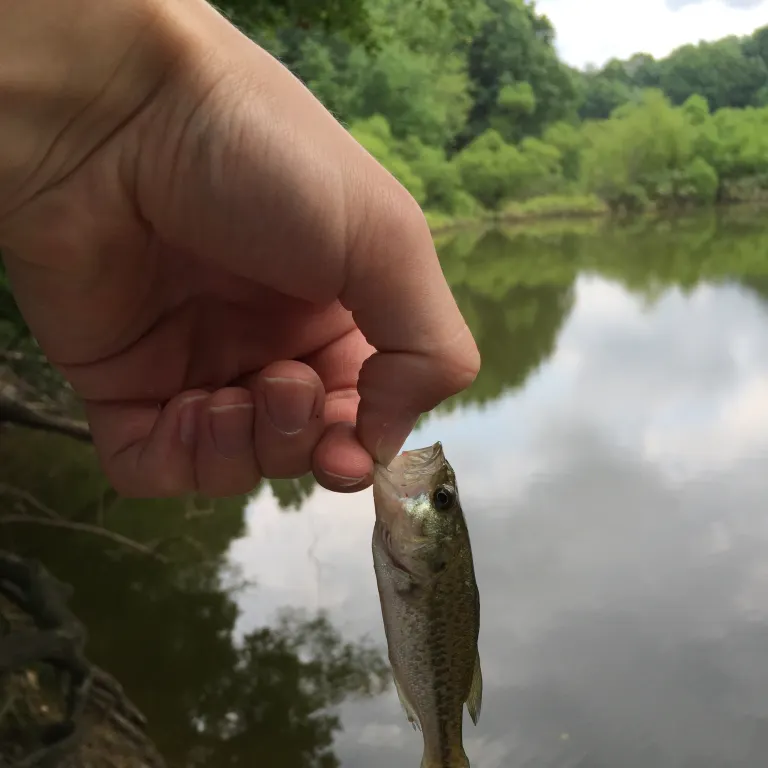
<box><xmin>393</xmin><ymin>674</ymin><xmax>421</xmax><ymax>732</ymax></box>
<box><xmin>465</xmin><ymin>650</ymin><xmax>483</xmax><ymax>726</ymax></box>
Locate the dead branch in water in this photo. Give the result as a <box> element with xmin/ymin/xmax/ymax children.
<box><xmin>0</xmin><ymin>392</ymin><xmax>91</xmax><ymax>443</ymax></box>
<box><xmin>0</xmin><ymin>483</ymin><xmax>214</xmax><ymax>567</ymax></box>
<box><xmin>0</xmin><ymin>483</ymin><xmax>192</xmax><ymax>564</ymax></box>
<box><xmin>0</xmin><ymin>517</ymin><xmax>169</xmax><ymax>564</ymax></box>
<box><xmin>0</xmin><ymin>485</ymin><xmax>59</xmax><ymax>520</ymax></box>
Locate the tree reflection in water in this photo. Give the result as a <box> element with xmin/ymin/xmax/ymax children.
<box><xmin>0</xmin><ymin>431</ymin><xmax>389</xmax><ymax>767</ymax></box>
<box><xmin>5</xmin><ymin>210</ymin><xmax>768</xmax><ymax>764</ymax></box>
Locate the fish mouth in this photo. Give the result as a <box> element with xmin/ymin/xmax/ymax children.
<box><xmin>374</xmin><ymin>442</ymin><xmax>445</xmax><ymax>499</ymax></box>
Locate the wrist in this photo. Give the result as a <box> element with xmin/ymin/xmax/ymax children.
<box><xmin>0</xmin><ymin>0</ymin><xmax>187</xmax><ymax>222</ymax></box>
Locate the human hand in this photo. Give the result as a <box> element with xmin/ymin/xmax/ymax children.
<box><xmin>0</xmin><ymin>0</ymin><xmax>479</xmax><ymax>498</ymax></box>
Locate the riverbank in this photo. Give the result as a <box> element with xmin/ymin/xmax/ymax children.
<box><xmin>425</xmin><ymin>194</ymin><xmax>610</xmax><ymax>235</ymax></box>
<box><xmin>426</xmin><ymin>195</ymin><xmax>768</xmax><ymax>236</ymax></box>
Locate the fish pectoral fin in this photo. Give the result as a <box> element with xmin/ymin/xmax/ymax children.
<box><xmin>390</xmin><ymin>566</ymin><xmax>419</xmax><ymax>597</ymax></box>
<box><xmin>465</xmin><ymin>649</ymin><xmax>483</xmax><ymax>726</ymax></box>
<box><xmin>393</xmin><ymin>674</ymin><xmax>421</xmax><ymax>732</ymax></box>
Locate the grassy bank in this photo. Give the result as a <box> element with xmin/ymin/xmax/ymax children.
<box><xmin>426</xmin><ymin>194</ymin><xmax>610</xmax><ymax>234</ymax></box>
<box><xmin>426</xmin><ymin>193</ymin><xmax>768</xmax><ymax>236</ymax></box>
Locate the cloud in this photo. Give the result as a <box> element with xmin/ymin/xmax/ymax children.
<box><xmin>667</xmin><ymin>0</ymin><xmax>765</xmax><ymax>8</ymax></box>
<box><xmin>537</xmin><ymin>0</ymin><xmax>768</xmax><ymax>68</ymax></box>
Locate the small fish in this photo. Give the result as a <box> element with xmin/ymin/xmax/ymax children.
<box><xmin>372</xmin><ymin>441</ymin><xmax>482</xmax><ymax>768</ymax></box>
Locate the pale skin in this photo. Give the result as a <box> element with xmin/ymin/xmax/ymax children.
<box><xmin>0</xmin><ymin>0</ymin><xmax>480</xmax><ymax>499</ymax></box>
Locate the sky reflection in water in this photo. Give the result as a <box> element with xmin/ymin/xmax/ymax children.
<box><xmin>230</xmin><ymin>225</ymin><xmax>768</xmax><ymax>767</ymax></box>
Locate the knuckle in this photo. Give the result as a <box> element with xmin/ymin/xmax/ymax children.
<box><xmin>381</xmin><ymin>182</ymin><xmax>431</xmax><ymax>247</ymax></box>
<box><xmin>257</xmin><ymin>453</ymin><xmax>313</xmax><ymax>481</ymax></box>
<box><xmin>422</xmin><ymin>331</ymin><xmax>482</xmax><ymax>404</ymax></box>
<box><xmin>194</xmin><ymin>453</ymin><xmax>261</xmax><ymax>498</ymax></box>
<box><xmin>102</xmin><ymin>451</ymin><xmax>188</xmax><ymax>499</ymax></box>
<box><xmin>449</xmin><ymin>337</ymin><xmax>482</xmax><ymax>391</ymax></box>
<box><xmin>104</xmin><ymin>472</ymin><xmax>149</xmax><ymax>499</ymax></box>
<box><xmin>198</xmin><ymin>476</ymin><xmax>259</xmax><ymax>498</ymax></box>
<box><xmin>350</xmin><ymin>168</ymin><xmax>431</xmax><ymax>261</ymax></box>
<box><xmin>443</xmin><ymin>343</ymin><xmax>482</xmax><ymax>399</ymax></box>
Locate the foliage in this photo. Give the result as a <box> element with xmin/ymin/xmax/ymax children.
<box><xmin>220</xmin><ymin>5</ymin><xmax>768</xmax><ymax>225</ymax></box>
<box><xmin>501</xmin><ymin>194</ymin><xmax>607</xmax><ymax>219</ymax></box>
<box><xmin>349</xmin><ymin>115</ymin><xmax>426</xmax><ymax>203</ymax></box>
<box><xmin>453</xmin><ymin>129</ymin><xmax>532</xmax><ymax>209</ymax></box>
<box><xmin>578</xmin><ymin>26</ymin><xmax>768</xmax><ymax>120</ymax></box>
<box><xmin>459</xmin><ymin>0</ymin><xmax>579</xmax><ymax>146</ymax></box>
<box><xmin>214</xmin><ymin>0</ymin><xmax>372</xmax><ymax>45</ymax></box>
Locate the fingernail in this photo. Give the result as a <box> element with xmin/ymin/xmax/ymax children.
<box><xmin>210</xmin><ymin>403</ymin><xmax>254</xmax><ymax>458</ymax></box>
<box><xmin>262</xmin><ymin>377</ymin><xmax>317</xmax><ymax>435</ymax></box>
<box><xmin>179</xmin><ymin>395</ymin><xmax>208</xmax><ymax>447</ymax></box>
<box><xmin>324</xmin><ymin>471</ymin><xmax>368</xmax><ymax>488</ymax></box>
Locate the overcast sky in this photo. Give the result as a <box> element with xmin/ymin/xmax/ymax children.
<box><xmin>537</xmin><ymin>0</ymin><xmax>768</xmax><ymax>69</ymax></box>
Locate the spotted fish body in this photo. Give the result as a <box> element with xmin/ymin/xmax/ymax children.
<box><xmin>372</xmin><ymin>442</ymin><xmax>482</xmax><ymax>768</ymax></box>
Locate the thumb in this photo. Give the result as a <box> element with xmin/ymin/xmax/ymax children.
<box><xmin>341</xmin><ymin>201</ymin><xmax>481</xmax><ymax>466</ymax></box>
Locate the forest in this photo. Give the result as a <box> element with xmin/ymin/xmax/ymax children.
<box><xmin>218</xmin><ymin>0</ymin><xmax>768</xmax><ymax>226</ymax></box>
<box><xmin>3</xmin><ymin>0</ymin><xmax>768</xmax><ymax>434</ymax></box>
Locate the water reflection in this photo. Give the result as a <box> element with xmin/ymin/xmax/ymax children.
<box><xmin>437</xmin><ymin>228</ymin><xmax>575</xmax><ymax>411</ymax></box>
<box><xmin>0</xmin><ymin>433</ymin><xmax>389</xmax><ymax>767</ymax></box>
<box><xmin>234</xmin><ymin>211</ymin><xmax>768</xmax><ymax>767</ymax></box>
<box><xmin>5</xmin><ymin>210</ymin><xmax>768</xmax><ymax>765</ymax></box>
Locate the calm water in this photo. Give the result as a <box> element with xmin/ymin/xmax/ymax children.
<box><xmin>4</xmin><ymin>210</ymin><xmax>768</xmax><ymax>767</ymax></box>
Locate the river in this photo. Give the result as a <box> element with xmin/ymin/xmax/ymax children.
<box><xmin>3</xmin><ymin>209</ymin><xmax>768</xmax><ymax>767</ymax></box>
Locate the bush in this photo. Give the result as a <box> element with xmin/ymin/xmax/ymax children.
<box><xmin>680</xmin><ymin>157</ymin><xmax>719</xmax><ymax>204</ymax></box>
<box><xmin>501</xmin><ymin>194</ymin><xmax>608</xmax><ymax>219</ymax></box>
<box><xmin>453</xmin><ymin>130</ymin><xmax>533</xmax><ymax>209</ymax></box>
<box><xmin>349</xmin><ymin>115</ymin><xmax>426</xmax><ymax>204</ymax></box>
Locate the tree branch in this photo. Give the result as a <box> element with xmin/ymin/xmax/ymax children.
<box><xmin>0</xmin><ymin>392</ymin><xmax>91</xmax><ymax>443</ymax></box>
<box><xmin>0</xmin><ymin>484</ymin><xmax>59</xmax><ymax>520</ymax></box>
<box><xmin>0</xmin><ymin>516</ymin><xmax>169</xmax><ymax>563</ymax></box>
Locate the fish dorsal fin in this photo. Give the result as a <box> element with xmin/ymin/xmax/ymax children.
<box><xmin>466</xmin><ymin>650</ymin><xmax>483</xmax><ymax>725</ymax></box>
<box><xmin>393</xmin><ymin>674</ymin><xmax>421</xmax><ymax>732</ymax></box>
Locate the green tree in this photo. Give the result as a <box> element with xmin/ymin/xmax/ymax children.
<box><xmin>453</xmin><ymin>129</ymin><xmax>533</xmax><ymax>208</ymax></box>
<box><xmin>459</xmin><ymin>0</ymin><xmax>578</xmax><ymax>147</ymax></box>
<box><xmin>580</xmin><ymin>90</ymin><xmax>702</xmax><ymax>210</ymax></box>
<box><xmin>657</xmin><ymin>37</ymin><xmax>768</xmax><ymax>111</ymax></box>
<box><xmin>542</xmin><ymin>121</ymin><xmax>583</xmax><ymax>181</ymax></box>
<box><xmin>625</xmin><ymin>53</ymin><xmax>660</xmax><ymax>89</ymax></box>
<box><xmin>348</xmin><ymin>115</ymin><xmax>426</xmax><ymax>203</ymax></box>
<box><xmin>356</xmin><ymin>44</ymin><xmax>472</xmax><ymax>146</ymax></box>
<box><xmin>215</xmin><ymin>0</ymin><xmax>372</xmax><ymax>44</ymax></box>
<box><xmin>578</xmin><ymin>75</ymin><xmax>635</xmax><ymax>120</ymax></box>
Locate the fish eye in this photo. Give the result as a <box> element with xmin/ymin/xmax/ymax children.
<box><xmin>433</xmin><ymin>485</ymin><xmax>455</xmax><ymax>511</ymax></box>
